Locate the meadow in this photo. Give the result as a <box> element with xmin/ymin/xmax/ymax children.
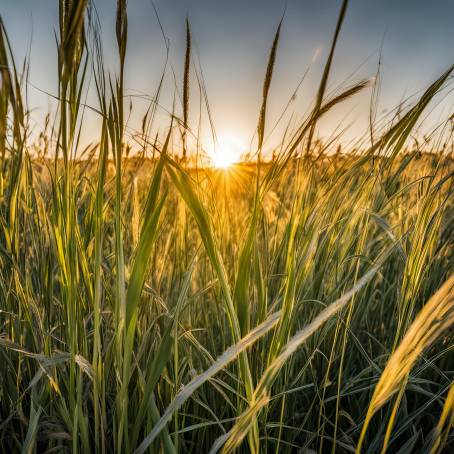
<box><xmin>0</xmin><ymin>1</ymin><xmax>453</xmax><ymax>453</ymax></box>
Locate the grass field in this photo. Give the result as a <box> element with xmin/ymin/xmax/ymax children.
<box><xmin>0</xmin><ymin>1</ymin><xmax>453</xmax><ymax>453</ymax></box>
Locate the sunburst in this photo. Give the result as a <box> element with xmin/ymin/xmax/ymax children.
<box><xmin>210</xmin><ymin>134</ymin><xmax>244</xmax><ymax>168</ymax></box>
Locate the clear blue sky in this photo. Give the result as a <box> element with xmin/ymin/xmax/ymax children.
<box><xmin>2</xmin><ymin>0</ymin><xmax>454</xmax><ymax>154</ymax></box>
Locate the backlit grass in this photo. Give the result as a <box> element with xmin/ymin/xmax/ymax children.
<box><xmin>0</xmin><ymin>1</ymin><xmax>453</xmax><ymax>453</ymax></box>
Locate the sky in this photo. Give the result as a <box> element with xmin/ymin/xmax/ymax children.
<box><xmin>2</xmin><ymin>0</ymin><xmax>454</xmax><ymax>158</ymax></box>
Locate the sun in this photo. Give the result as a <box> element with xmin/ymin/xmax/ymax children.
<box><xmin>209</xmin><ymin>134</ymin><xmax>244</xmax><ymax>169</ymax></box>
<box><xmin>212</xmin><ymin>150</ymin><xmax>236</xmax><ymax>169</ymax></box>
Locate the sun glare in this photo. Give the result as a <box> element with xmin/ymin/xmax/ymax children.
<box><xmin>212</xmin><ymin>151</ymin><xmax>236</xmax><ymax>169</ymax></box>
<box><xmin>210</xmin><ymin>134</ymin><xmax>244</xmax><ymax>169</ymax></box>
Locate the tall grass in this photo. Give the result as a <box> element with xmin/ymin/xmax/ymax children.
<box><xmin>0</xmin><ymin>2</ymin><xmax>453</xmax><ymax>453</ymax></box>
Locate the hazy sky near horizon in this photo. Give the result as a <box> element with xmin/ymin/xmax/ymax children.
<box><xmin>2</xmin><ymin>0</ymin><xmax>454</xmax><ymax>155</ymax></box>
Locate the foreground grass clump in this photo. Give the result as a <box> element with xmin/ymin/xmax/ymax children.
<box><xmin>0</xmin><ymin>1</ymin><xmax>453</xmax><ymax>453</ymax></box>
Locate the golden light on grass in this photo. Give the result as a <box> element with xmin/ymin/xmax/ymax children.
<box><xmin>1</xmin><ymin>1</ymin><xmax>454</xmax><ymax>453</ymax></box>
